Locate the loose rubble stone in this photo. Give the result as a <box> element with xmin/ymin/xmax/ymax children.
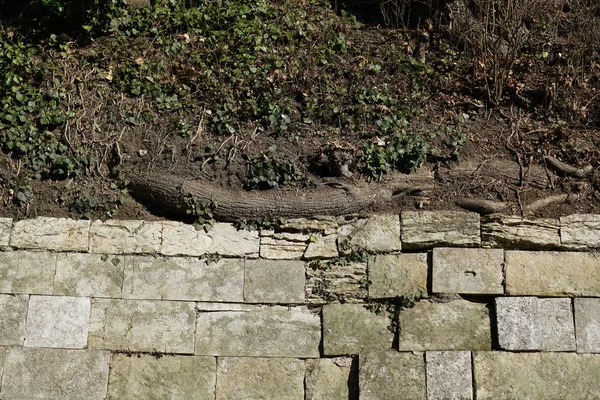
<box><xmin>25</xmin><ymin>295</ymin><xmax>90</xmax><ymax>349</ymax></box>
<box><xmin>560</xmin><ymin>214</ymin><xmax>600</xmax><ymax>249</ymax></box>
<box><xmin>216</xmin><ymin>357</ymin><xmax>305</xmax><ymax>400</ymax></box>
<box><xmin>505</xmin><ymin>251</ymin><xmax>600</xmax><ymax>296</ymax></box>
<box><xmin>10</xmin><ymin>217</ymin><xmax>89</xmax><ymax>251</ymax></box>
<box><xmin>399</xmin><ymin>300</ymin><xmax>491</xmax><ymax>351</ymax></box>
<box><xmin>89</xmin><ymin>299</ymin><xmax>195</xmax><ymax>354</ymax></box>
<box><xmin>359</xmin><ymin>351</ymin><xmax>426</xmax><ymax>400</ymax></box>
<box><xmin>303</xmin><ymin>234</ymin><xmax>339</xmax><ymax>259</ymax></box>
<box><xmin>0</xmin><ymin>251</ymin><xmax>56</xmax><ymax>295</ymax></box>
<box><xmin>1</xmin><ymin>348</ymin><xmax>110</xmax><ymax>400</ymax></box>
<box><xmin>538</xmin><ymin>298</ymin><xmax>576</xmax><ymax>351</ymax></box>
<box><xmin>426</xmin><ymin>351</ymin><xmax>473</xmax><ymax>400</ymax></box>
<box><xmin>107</xmin><ymin>354</ymin><xmax>216</xmax><ymax>400</ymax></box>
<box><xmin>401</xmin><ymin>211</ymin><xmax>480</xmax><ymax>250</ymax></box>
<box><xmin>196</xmin><ymin>306</ymin><xmax>320</xmax><ymax>357</ymax></box>
<box><xmin>305</xmin><ymin>358</ymin><xmax>357</xmax><ymax>400</ymax></box>
<box><xmin>323</xmin><ymin>304</ymin><xmax>393</xmax><ymax>355</ymax></box>
<box><xmin>432</xmin><ymin>248</ymin><xmax>504</xmax><ymax>295</ymax></box>
<box><xmin>0</xmin><ymin>294</ymin><xmax>28</xmax><ymax>346</ymax></box>
<box><xmin>481</xmin><ymin>215</ymin><xmax>560</xmax><ymax>249</ymax></box>
<box><xmin>54</xmin><ymin>253</ymin><xmax>124</xmax><ymax>298</ymax></box>
<box><xmin>306</xmin><ymin>260</ymin><xmax>367</xmax><ymax>304</ymax></box>
<box><xmin>244</xmin><ymin>260</ymin><xmax>305</xmax><ymax>304</ymax></box>
<box><xmin>337</xmin><ymin>215</ymin><xmax>401</xmax><ymax>254</ymax></box>
<box><xmin>0</xmin><ymin>217</ymin><xmax>12</xmax><ymax>247</ymax></box>
<box><xmin>260</xmin><ymin>232</ymin><xmax>308</xmax><ymax>259</ymax></box>
<box><xmin>575</xmin><ymin>298</ymin><xmax>600</xmax><ymax>353</ymax></box>
<box><xmin>123</xmin><ymin>256</ymin><xmax>244</xmax><ymax>302</ymax></box>
<box><xmin>495</xmin><ymin>297</ymin><xmax>540</xmax><ymax>350</ymax></box>
<box><xmin>89</xmin><ymin>220</ymin><xmax>162</xmax><ymax>254</ymax></box>
<box><xmin>368</xmin><ymin>254</ymin><xmax>428</xmax><ymax>299</ymax></box>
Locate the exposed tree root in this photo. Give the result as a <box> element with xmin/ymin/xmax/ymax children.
<box><xmin>544</xmin><ymin>156</ymin><xmax>593</xmax><ymax>178</ymax></box>
<box><xmin>523</xmin><ymin>194</ymin><xmax>569</xmax><ymax>214</ymax></box>
<box><xmin>456</xmin><ymin>198</ymin><xmax>508</xmax><ymax>214</ymax></box>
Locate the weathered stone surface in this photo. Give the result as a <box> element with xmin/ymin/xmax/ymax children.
<box><xmin>306</xmin><ymin>261</ymin><xmax>367</xmax><ymax>304</ymax></box>
<box><xmin>1</xmin><ymin>348</ymin><xmax>110</xmax><ymax>400</ymax></box>
<box><xmin>482</xmin><ymin>215</ymin><xmax>560</xmax><ymax>249</ymax></box>
<box><xmin>107</xmin><ymin>354</ymin><xmax>216</xmax><ymax>400</ymax></box>
<box><xmin>338</xmin><ymin>214</ymin><xmax>401</xmax><ymax>254</ymax></box>
<box><xmin>0</xmin><ymin>294</ymin><xmax>28</xmax><ymax>346</ymax></box>
<box><xmin>0</xmin><ymin>217</ymin><xmax>12</xmax><ymax>247</ymax></box>
<box><xmin>473</xmin><ymin>352</ymin><xmax>600</xmax><ymax>399</ymax></box>
<box><xmin>505</xmin><ymin>251</ymin><xmax>600</xmax><ymax>296</ymax></box>
<box><xmin>304</xmin><ymin>234</ymin><xmax>339</xmax><ymax>259</ymax></box>
<box><xmin>360</xmin><ymin>351</ymin><xmax>426</xmax><ymax>400</ymax></box>
<box><xmin>260</xmin><ymin>233</ymin><xmax>308</xmax><ymax>259</ymax></box>
<box><xmin>539</xmin><ymin>298</ymin><xmax>576</xmax><ymax>351</ymax></box>
<box><xmin>0</xmin><ymin>251</ymin><xmax>56</xmax><ymax>294</ymax></box>
<box><xmin>25</xmin><ymin>295</ymin><xmax>90</xmax><ymax>349</ymax></box>
<box><xmin>89</xmin><ymin>299</ymin><xmax>196</xmax><ymax>353</ymax></box>
<box><xmin>560</xmin><ymin>214</ymin><xmax>600</xmax><ymax>249</ymax></box>
<box><xmin>54</xmin><ymin>253</ymin><xmax>124</xmax><ymax>298</ymax></box>
<box><xmin>216</xmin><ymin>357</ymin><xmax>305</xmax><ymax>400</ymax></box>
<box><xmin>401</xmin><ymin>211</ymin><xmax>480</xmax><ymax>250</ymax></box>
<box><xmin>195</xmin><ymin>306</ymin><xmax>320</xmax><ymax>357</ymax></box>
<box><xmin>123</xmin><ymin>256</ymin><xmax>243</xmax><ymax>302</ymax></box>
<box><xmin>89</xmin><ymin>220</ymin><xmax>162</xmax><ymax>254</ymax></box>
<box><xmin>323</xmin><ymin>304</ymin><xmax>393</xmax><ymax>355</ymax></box>
<box><xmin>432</xmin><ymin>248</ymin><xmax>504</xmax><ymax>295</ymax></box>
<box><xmin>161</xmin><ymin>221</ymin><xmax>259</xmax><ymax>257</ymax></box>
<box><xmin>244</xmin><ymin>260</ymin><xmax>305</xmax><ymax>304</ymax></box>
<box><xmin>10</xmin><ymin>217</ymin><xmax>89</xmax><ymax>251</ymax></box>
<box><xmin>279</xmin><ymin>217</ymin><xmax>341</xmax><ymax>231</ymax></box>
<box><xmin>496</xmin><ymin>297</ymin><xmax>540</xmax><ymax>350</ymax></box>
<box><xmin>195</xmin><ymin>303</ymin><xmax>257</xmax><ymax>312</ymax></box>
<box><xmin>426</xmin><ymin>351</ymin><xmax>473</xmax><ymax>400</ymax></box>
<box><xmin>575</xmin><ymin>298</ymin><xmax>600</xmax><ymax>353</ymax></box>
<box><xmin>305</xmin><ymin>358</ymin><xmax>357</xmax><ymax>400</ymax></box>
<box><xmin>368</xmin><ymin>254</ymin><xmax>428</xmax><ymax>299</ymax></box>
<box><xmin>399</xmin><ymin>300</ymin><xmax>491</xmax><ymax>351</ymax></box>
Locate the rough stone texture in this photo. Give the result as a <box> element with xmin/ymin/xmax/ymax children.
<box><xmin>306</xmin><ymin>261</ymin><xmax>367</xmax><ymax>304</ymax></box>
<box><xmin>195</xmin><ymin>306</ymin><xmax>320</xmax><ymax>357</ymax></box>
<box><xmin>482</xmin><ymin>215</ymin><xmax>560</xmax><ymax>249</ymax></box>
<box><xmin>216</xmin><ymin>357</ymin><xmax>305</xmax><ymax>400</ymax></box>
<box><xmin>359</xmin><ymin>351</ymin><xmax>426</xmax><ymax>400</ymax></box>
<box><xmin>539</xmin><ymin>298</ymin><xmax>576</xmax><ymax>351</ymax></box>
<box><xmin>107</xmin><ymin>354</ymin><xmax>216</xmax><ymax>400</ymax></box>
<box><xmin>279</xmin><ymin>217</ymin><xmax>341</xmax><ymax>231</ymax></box>
<box><xmin>0</xmin><ymin>294</ymin><xmax>28</xmax><ymax>345</ymax></box>
<box><xmin>161</xmin><ymin>221</ymin><xmax>259</xmax><ymax>257</ymax></box>
<box><xmin>89</xmin><ymin>220</ymin><xmax>162</xmax><ymax>254</ymax></box>
<box><xmin>89</xmin><ymin>299</ymin><xmax>196</xmax><ymax>354</ymax></box>
<box><xmin>260</xmin><ymin>232</ymin><xmax>308</xmax><ymax>259</ymax></box>
<box><xmin>0</xmin><ymin>251</ymin><xmax>56</xmax><ymax>295</ymax></box>
<box><xmin>305</xmin><ymin>358</ymin><xmax>356</xmax><ymax>400</ymax></box>
<box><xmin>10</xmin><ymin>217</ymin><xmax>89</xmax><ymax>251</ymax></box>
<box><xmin>0</xmin><ymin>217</ymin><xmax>12</xmax><ymax>247</ymax></box>
<box><xmin>505</xmin><ymin>251</ymin><xmax>600</xmax><ymax>296</ymax></box>
<box><xmin>495</xmin><ymin>297</ymin><xmax>540</xmax><ymax>351</ymax></box>
<box><xmin>368</xmin><ymin>254</ymin><xmax>428</xmax><ymax>299</ymax></box>
<box><xmin>54</xmin><ymin>253</ymin><xmax>124</xmax><ymax>298</ymax></box>
<box><xmin>426</xmin><ymin>351</ymin><xmax>473</xmax><ymax>400</ymax></box>
<box><xmin>473</xmin><ymin>352</ymin><xmax>600</xmax><ymax>399</ymax></box>
<box><xmin>304</xmin><ymin>234</ymin><xmax>339</xmax><ymax>259</ymax></box>
<box><xmin>399</xmin><ymin>300</ymin><xmax>491</xmax><ymax>351</ymax></box>
<box><xmin>432</xmin><ymin>248</ymin><xmax>504</xmax><ymax>295</ymax></box>
<box><xmin>25</xmin><ymin>295</ymin><xmax>90</xmax><ymax>349</ymax></box>
<box><xmin>244</xmin><ymin>260</ymin><xmax>305</xmax><ymax>304</ymax></box>
<box><xmin>337</xmin><ymin>214</ymin><xmax>401</xmax><ymax>254</ymax></box>
<box><xmin>195</xmin><ymin>303</ymin><xmax>257</xmax><ymax>312</ymax></box>
<box><xmin>401</xmin><ymin>211</ymin><xmax>480</xmax><ymax>250</ymax></box>
<box><xmin>1</xmin><ymin>348</ymin><xmax>110</xmax><ymax>400</ymax></box>
<box><xmin>575</xmin><ymin>298</ymin><xmax>600</xmax><ymax>353</ymax></box>
<box><xmin>560</xmin><ymin>214</ymin><xmax>600</xmax><ymax>249</ymax></box>
<box><xmin>123</xmin><ymin>256</ymin><xmax>243</xmax><ymax>302</ymax></box>
<box><xmin>323</xmin><ymin>304</ymin><xmax>393</xmax><ymax>355</ymax></box>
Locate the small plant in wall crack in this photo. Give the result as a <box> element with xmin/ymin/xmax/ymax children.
<box><xmin>183</xmin><ymin>195</ymin><xmax>216</xmax><ymax>232</ymax></box>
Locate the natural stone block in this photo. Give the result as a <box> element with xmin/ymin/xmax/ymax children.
<box><xmin>195</xmin><ymin>306</ymin><xmax>320</xmax><ymax>357</ymax></box>
<box><xmin>560</xmin><ymin>214</ymin><xmax>600</xmax><ymax>249</ymax></box>
<box><xmin>482</xmin><ymin>215</ymin><xmax>560</xmax><ymax>249</ymax></box>
<box><xmin>279</xmin><ymin>217</ymin><xmax>341</xmax><ymax>231</ymax></box>
<box><xmin>368</xmin><ymin>254</ymin><xmax>428</xmax><ymax>299</ymax></box>
<box><xmin>0</xmin><ymin>251</ymin><xmax>56</xmax><ymax>294</ymax></box>
<box><xmin>338</xmin><ymin>214</ymin><xmax>401</xmax><ymax>254</ymax></box>
<box><xmin>0</xmin><ymin>294</ymin><xmax>28</xmax><ymax>345</ymax></box>
<box><xmin>10</xmin><ymin>217</ymin><xmax>89</xmax><ymax>251</ymax></box>
<box><xmin>260</xmin><ymin>232</ymin><xmax>308</xmax><ymax>259</ymax></box>
<box><xmin>89</xmin><ymin>299</ymin><xmax>195</xmax><ymax>353</ymax></box>
<box><xmin>306</xmin><ymin>260</ymin><xmax>367</xmax><ymax>304</ymax></box>
<box><xmin>575</xmin><ymin>298</ymin><xmax>600</xmax><ymax>353</ymax></box>
<box><xmin>196</xmin><ymin>303</ymin><xmax>257</xmax><ymax>312</ymax></box>
<box><xmin>54</xmin><ymin>253</ymin><xmax>124</xmax><ymax>298</ymax></box>
<box><xmin>1</xmin><ymin>348</ymin><xmax>110</xmax><ymax>400</ymax></box>
<box><xmin>505</xmin><ymin>251</ymin><xmax>600</xmax><ymax>296</ymax></box>
<box><xmin>0</xmin><ymin>217</ymin><xmax>12</xmax><ymax>247</ymax></box>
<box><xmin>161</xmin><ymin>222</ymin><xmax>259</xmax><ymax>257</ymax></box>
<box><xmin>305</xmin><ymin>358</ymin><xmax>357</xmax><ymax>400</ymax></box>
<box><xmin>399</xmin><ymin>300</ymin><xmax>491</xmax><ymax>351</ymax></box>
<box><xmin>216</xmin><ymin>357</ymin><xmax>304</xmax><ymax>400</ymax></box>
<box><xmin>538</xmin><ymin>298</ymin><xmax>576</xmax><ymax>351</ymax></box>
<box><xmin>323</xmin><ymin>304</ymin><xmax>393</xmax><ymax>355</ymax></box>
<box><xmin>401</xmin><ymin>211</ymin><xmax>480</xmax><ymax>250</ymax></box>
<box><xmin>107</xmin><ymin>354</ymin><xmax>216</xmax><ymax>400</ymax></box>
<box><xmin>495</xmin><ymin>297</ymin><xmax>540</xmax><ymax>350</ymax></box>
<box><xmin>123</xmin><ymin>256</ymin><xmax>243</xmax><ymax>302</ymax></box>
<box><xmin>426</xmin><ymin>351</ymin><xmax>473</xmax><ymax>400</ymax></box>
<box><xmin>359</xmin><ymin>351</ymin><xmax>426</xmax><ymax>400</ymax></box>
<box><xmin>89</xmin><ymin>220</ymin><xmax>162</xmax><ymax>254</ymax></box>
<box><xmin>304</xmin><ymin>234</ymin><xmax>339</xmax><ymax>259</ymax></box>
<box><xmin>432</xmin><ymin>248</ymin><xmax>504</xmax><ymax>295</ymax></box>
<box><xmin>25</xmin><ymin>295</ymin><xmax>90</xmax><ymax>349</ymax></box>
<box><xmin>244</xmin><ymin>260</ymin><xmax>305</xmax><ymax>304</ymax></box>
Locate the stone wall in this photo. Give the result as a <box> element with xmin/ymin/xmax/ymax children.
<box><xmin>0</xmin><ymin>212</ymin><xmax>598</xmax><ymax>398</ymax></box>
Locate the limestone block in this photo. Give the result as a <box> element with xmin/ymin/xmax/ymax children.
<box><xmin>1</xmin><ymin>348</ymin><xmax>110</xmax><ymax>400</ymax></box>
<box><xmin>89</xmin><ymin>220</ymin><xmax>162</xmax><ymax>254</ymax></box>
<box><xmin>107</xmin><ymin>354</ymin><xmax>216</xmax><ymax>400</ymax></box>
<box><xmin>123</xmin><ymin>256</ymin><xmax>243</xmax><ymax>302</ymax></box>
<box><xmin>279</xmin><ymin>217</ymin><xmax>341</xmax><ymax>231</ymax></box>
<box><xmin>54</xmin><ymin>253</ymin><xmax>124</xmax><ymax>298</ymax></box>
<box><xmin>0</xmin><ymin>251</ymin><xmax>56</xmax><ymax>294</ymax></box>
<box><xmin>195</xmin><ymin>303</ymin><xmax>257</xmax><ymax>312</ymax></box>
<box><xmin>0</xmin><ymin>217</ymin><xmax>12</xmax><ymax>247</ymax></box>
<box><xmin>260</xmin><ymin>233</ymin><xmax>308</xmax><ymax>259</ymax></box>
<box><xmin>432</xmin><ymin>248</ymin><xmax>504</xmax><ymax>295</ymax></box>
<box><xmin>368</xmin><ymin>254</ymin><xmax>428</xmax><ymax>299</ymax></box>
<box><xmin>399</xmin><ymin>300</ymin><xmax>491</xmax><ymax>351</ymax></box>
<box><xmin>25</xmin><ymin>295</ymin><xmax>90</xmax><ymax>349</ymax></box>
<box><xmin>426</xmin><ymin>351</ymin><xmax>473</xmax><ymax>400</ymax></box>
<box><xmin>337</xmin><ymin>214</ymin><xmax>401</xmax><ymax>254</ymax></box>
<box><xmin>305</xmin><ymin>358</ymin><xmax>357</xmax><ymax>400</ymax></box>
<box><xmin>560</xmin><ymin>214</ymin><xmax>600</xmax><ymax>249</ymax></box>
<box><xmin>10</xmin><ymin>217</ymin><xmax>89</xmax><ymax>251</ymax></box>
<box><xmin>575</xmin><ymin>298</ymin><xmax>600</xmax><ymax>353</ymax></box>
<box><xmin>89</xmin><ymin>299</ymin><xmax>196</xmax><ymax>354</ymax></box>
<box><xmin>359</xmin><ymin>351</ymin><xmax>426</xmax><ymax>400</ymax></box>
<box><xmin>244</xmin><ymin>260</ymin><xmax>305</xmax><ymax>304</ymax></box>
<box><xmin>539</xmin><ymin>298</ymin><xmax>576</xmax><ymax>351</ymax></box>
<box><xmin>0</xmin><ymin>294</ymin><xmax>28</xmax><ymax>345</ymax></box>
<box><xmin>323</xmin><ymin>304</ymin><xmax>393</xmax><ymax>356</ymax></box>
<box><xmin>304</xmin><ymin>234</ymin><xmax>339</xmax><ymax>259</ymax></box>
<box><xmin>495</xmin><ymin>297</ymin><xmax>540</xmax><ymax>350</ymax></box>
<box><xmin>482</xmin><ymin>215</ymin><xmax>560</xmax><ymax>249</ymax></box>
<box><xmin>306</xmin><ymin>261</ymin><xmax>367</xmax><ymax>304</ymax></box>
<box><xmin>195</xmin><ymin>306</ymin><xmax>320</xmax><ymax>357</ymax></box>
<box><xmin>401</xmin><ymin>211</ymin><xmax>480</xmax><ymax>250</ymax></box>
